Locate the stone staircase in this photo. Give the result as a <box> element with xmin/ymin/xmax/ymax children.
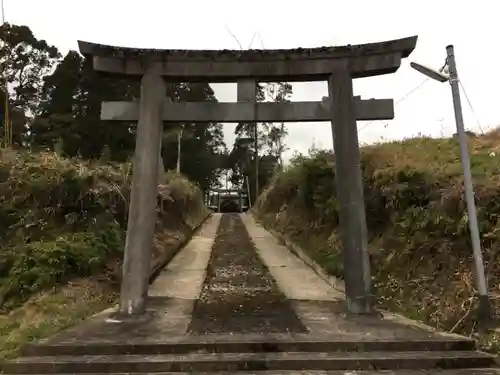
<box><xmin>2</xmin><ymin>336</ymin><xmax>499</xmax><ymax>374</ymax></box>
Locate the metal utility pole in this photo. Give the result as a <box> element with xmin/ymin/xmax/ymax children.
<box><xmin>246</xmin><ymin>175</ymin><xmax>252</xmax><ymax>208</ymax></box>
<box><xmin>235</xmin><ymin>137</ymin><xmax>254</xmax><ymax>209</ymax></box>
<box><xmin>245</xmin><ymin>146</ymin><xmax>252</xmax><ymax>209</ymax></box>
<box><xmin>446</xmin><ymin>45</ymin><xmax>490</xmax><ymax>322</ymax></box>
<box><xmin>1</xmin><ymin>0</ymin><xmax>5</xmax><ymax>24</ymax></box>
<box><xmin>410</xmin><ymin>46</ymin><xmax>491</xmax><ymax>325</ymax></box>
<box><xmin>176</xmin><ymin>127</ymin><xmax>183</xmax><ymax>174</ymax></box>
<box><xmin>254</xmin><ymin>122</ymin><xmax>259</xmax><ymax>202</ymax></box>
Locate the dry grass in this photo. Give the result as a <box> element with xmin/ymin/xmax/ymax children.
<box><xmin>0</xmin><ymin>279</ymin><xmax>117</xmax><ymax>360</ymax></box>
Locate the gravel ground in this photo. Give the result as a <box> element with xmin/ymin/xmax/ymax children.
<box><xmin>188</xmin><ymin>214</ymin><xmax>307</xmax><ymax>335</ymax></box>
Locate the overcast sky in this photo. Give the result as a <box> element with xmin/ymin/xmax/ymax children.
<box><xmin>4</xmin><ymin>1</ymin><xmax>498</xmax><ymax>161</ymax></box>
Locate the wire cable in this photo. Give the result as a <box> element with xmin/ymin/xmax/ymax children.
<box><xmin>459</xmin><ymin>80</ymin><xmax>484</xmax><ymax>134</ymax></box>
<box><xmin>359</xmin><ymin>77</ymin><xmax>430</xmax><ymax>132</ymax></box>
<box><xmin>224</xmin><ymin>24</ymin><xmax>243</xmax><ymax>50</ymax></box>
<box><xmin>257</xmin><ymin>32</ymin><xmax>265</xmax><ymax>49</ymax></box>
<box><xmin>247</xmin><ymin>32</ymin><xmax>257</xmax><ymax>49</ymax></box>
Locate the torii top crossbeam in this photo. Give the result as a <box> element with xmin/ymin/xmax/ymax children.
<box><xmin>78</xmin><ymin>36</ymin><xmax>417</xmax><ymax>82</ymax></box>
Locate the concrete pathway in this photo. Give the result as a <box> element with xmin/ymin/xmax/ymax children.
<box><xmin>241</xmin><ymin>214</ymin><xmax>469</xmax><ymax>342</ymax></box>
<box><xmin>188</xmin><ymin>213</ymin><xmax>307</xmax><ymax>335</ymax></box>
<box><xmin>149</xmin><ymin>213</ymin><xmax>221</xmax><ymax>298</ymax></box>
<box><xmin>241</xmin><ymin>213</ymin><xmax>342</xmax><ymax>302</ymax></box>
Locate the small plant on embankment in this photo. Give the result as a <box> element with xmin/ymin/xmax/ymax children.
<box><xmin>254</xmin><ymin>130</ymin><xmax>500</xmax><ymax>349</ymax></box>
<box><xmin>0</xmin><ymin>149</ymin><xmax>208</xmax><ymax>359</ymax></box>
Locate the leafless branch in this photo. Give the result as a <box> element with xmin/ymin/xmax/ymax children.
<box><xmin>224</xmin><ymin>24</ymin><xmax>243</xmax><ymax>51</ymax></box>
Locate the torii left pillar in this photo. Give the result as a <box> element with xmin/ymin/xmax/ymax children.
<box><xmin>119</xmin><ymin>72</ymin><xmax>165</xmax><ymax>316</ymax></box>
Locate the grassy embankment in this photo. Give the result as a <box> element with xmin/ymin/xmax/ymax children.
<box><xmin>0</xmin><ymin>150</ymin><xmax>208</xmax><ymax>359</ymax></box>
<box><xmin>254</xmin><ymin>130</ymin><xmax>500</xmax><ymax>350</ymax></box>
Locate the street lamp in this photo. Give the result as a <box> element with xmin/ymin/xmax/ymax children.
<box><xmin>410</xmin><ymin>62</ymin><xmax>449</xmax><ymax>83</ymax></box>
<box><xmin>410</xmin><ymin>45</ymin><xmax>490</xmax><ymax>324</ymax></box>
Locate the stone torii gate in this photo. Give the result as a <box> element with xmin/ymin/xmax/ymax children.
<box><xmin>78</xmin><ymin>36</ymin><xmax>417</xmax><ymax>316</ymax></box>
<box><xmin>210</xmin><ymin>188</ymin><xmax>246</xmax><ymax>213</ymax></box>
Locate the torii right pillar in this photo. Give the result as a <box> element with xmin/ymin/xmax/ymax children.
<box><xmin>328</xmin><ymin>70</ymin><xmax>373</xmax><ymax>314</ymax></box>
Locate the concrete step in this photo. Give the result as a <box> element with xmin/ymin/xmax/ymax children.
<box><xmin>4</xmin><ymin>371</ymin><xmax>500</xmax><ymax>375</ymax></box>
<box><xmin>20</xmin><ymin>338</ymin><xmax>477</xmax><ymax>356</ymax></box>
<box><xmin>2</xmin><ymin>350</ymin><xmax>497</xmax><ymax>373</ymax></box>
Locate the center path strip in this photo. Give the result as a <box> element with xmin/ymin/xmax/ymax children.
<box><xmin>188</xmin><ymin>213</ymin><xmax>308</xmax><ymax>335</ymax></box>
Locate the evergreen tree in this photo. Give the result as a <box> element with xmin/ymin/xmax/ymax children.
<box><xmin>0</xmin><ymin>23</ymin><xmax>61</xmax><ymax>147</ymax></box>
